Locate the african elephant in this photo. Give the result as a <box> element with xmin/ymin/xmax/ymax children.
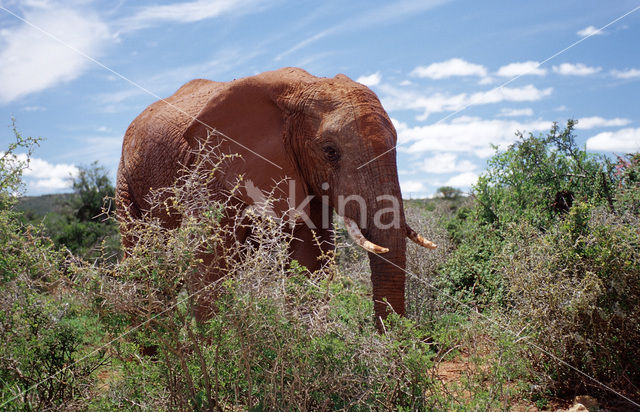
<box><xmin>116</xmin><ymin>67</ymin><xmax>435</xmax><ymax>328</ymax></box>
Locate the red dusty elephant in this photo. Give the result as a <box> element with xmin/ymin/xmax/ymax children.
<box><xmin>116</xmin><ymin>67</ymin><xmax>436</xmax><ymax>327</ymax></box>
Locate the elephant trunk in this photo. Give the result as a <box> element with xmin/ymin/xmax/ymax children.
<box><xmin>339</xmin><ymin>192</ymin><xmax>436</xmax><ymax>330</ymax></box>
<box><xmin>367</xmin><ymin>223</ymin><xmax>407</xmax><ymax>329</ymax></box>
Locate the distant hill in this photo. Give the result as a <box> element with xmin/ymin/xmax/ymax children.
<box><xmin>15</xmin><ymin>193</ymin><xmax>75</xmax><ymax>218</ymax></box>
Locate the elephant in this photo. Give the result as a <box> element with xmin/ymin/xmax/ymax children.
<box><xmin>115</xmin><ymin>67</ymin><xmax>436</xmax><ymax>328</ymax></box>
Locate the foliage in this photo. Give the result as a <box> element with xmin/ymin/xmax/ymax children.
<box><xmin>439</xmin><ymin>120</ymin><xmax>640</xmax><ymax>400</ymax></box>
<box><xmin>613</xmin><ymin>152</ymin><xmax>640</xmax><ymax>214</ymax></box>
<box><xmin>77</xmin><ymin>138</ymin><xmax>531</xmax><ymax>410</ymax></box>
<box><xmin>44</xmin><ymin>162</ymin><xmax>119</xmax><ymax>261</ymax></box>
<box><xmin>70</xmin><ymin>161</ymin><xmax>115</xmax><ymax>222</ymax></box>
<box><xmin>0</xmin><ymin>118</ymin><xmax>41</xmax><ymax>210</ymax></box>
<box><xmin>436</xmin><ymin>186</ymin><xmax>464</xmax><ymax>200</ymax></box>
<box><xmin>474</xmin><ymin>120</ymin><xmax>615</xmax><ymax>230</ymax></box>
<box><xmin>0</xmin><ymin>128</ymin><xmax>105</xmax><ymax>410</ymax></box>
<box><xmin>6</xmin><ymin>122</ymin><xmax>640</xmax><ymax>409</ymax></box>
<box><xmin>503</xmin><ymin>204</ymin><xmax>640</xmax><ymax>395</ymax></box>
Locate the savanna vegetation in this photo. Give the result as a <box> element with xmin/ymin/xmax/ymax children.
<box><xmin>1</xmin><ymin>120</ymin><xmax>639</xmax><ymax>410</ymax></box>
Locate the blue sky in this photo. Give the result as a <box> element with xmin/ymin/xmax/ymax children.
<box><xmin>1</xmin><ymin>0</ymin><xmax>639</xmax><ymax>197</ymax></box>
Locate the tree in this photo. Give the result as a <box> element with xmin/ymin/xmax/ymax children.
<box><xmin>436</xmin><ymin>186</ymin><xmax>463</xmax><ymax>200</ymax></box>
<box><xmin>473</xmin><ymin>120</ymin><xmax>615</xmax><ymax>229</ymax></box>
<box><xmin>71</xmin><ymin>161</ymin><xmax>115</xmax><ymax>221</ymax></box>
<box><xmin>49</xmin><ymin>162</ymin><xmax>119</xmax><ymax>259</ymax></box>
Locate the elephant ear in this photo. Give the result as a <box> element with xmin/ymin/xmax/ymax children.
<box><xmin>182</xmin><ymin>77</ymin><xmax>311</xmax><ymax>224</ymax></box>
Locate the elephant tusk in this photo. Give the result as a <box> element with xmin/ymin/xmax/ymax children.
<box><xmin>406</xmin><ymin>225</ymin><xmax>438</xmax><ymax>249</ymax></box>
<box><xmin>343</xmin><ymin>217</ymin><xmax>389</xmax><ymax>254</ymax></box>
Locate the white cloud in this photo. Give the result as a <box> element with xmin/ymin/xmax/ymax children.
<box><xmin>410</xmin><ymin>58</ymin><xmax>487</xmax><ymax>79</ymax></box>
<box><xmin>394</xmin><ymin>116</ymin><xmax>553</xmax><ymax>157</ymax></box>
<box><xmin>118</xmin><ymin>0</ymin><xmax>265</xmax><ymax>32</ymax></box>
<box><xmin>420</xmin><ymin>153</ymin><xmax>476</xmax><ymax>174</ymax></box>
<box><xmin>381</xmin><ymin>83</ymin><xmax>552</xmax><ymax>120</ymax></box>
<box><xmin>356</xmin><ymin>72</ymin><xmax>382</xmax><ymax>87</ymax></box>
<box><xmin>552</xmin><ymin>63</ymin><xmax>601</xmax><ymax>76</ymax></box>
<box><xmin>400</xmin><ymin>179</ymin><xmax>426</xmax><ymax>194</ymax></box>
<box><xmin>586</xmin><ymin>127</ymin><xmax>640</xmax><ymax>152</ymax></box>
<box><xmin>498</xmin><ymin>108</ymin><xmax>534</xmax><ymax>117</ymax></box>
<box><xmin>478</xmin><ymin>76</ymin><xmax>494</xmax><ymax>85</ymax></box>
<box><xmin>610</xmin><ymin>68</ymin><xmax>640</xmax><ymax>79</ymax></box>
<box><xmin>496</xmin><ymin>61</ymin><xmax>546</xmax><ymax>77</ymax></box>
<box><xmin>576</xmin><ymin>116</ymin><xmax>631</xmax><ymax>130</ymax></box>
<box><xmin>577</xmin><ymin>26</ymin><xmax>604</xmax><ymax>37</ymax></box>
<box><xmin>445</xmin><ymin>172</ymin><xmax>478</xmax><ymax>188</ymax></box>
<box><xmin>14</xmin><ymin>154</ymin><xmax>78</xmax><ymax>193</ymax></box>
<box><xmin>22</xmin><ymin>105</ymin><xmax>46</xmax><ymax>112</ymax></box>
<box><xmin>0</xmin><ymin>7</ymin><xmax>110</xmax><ymax>104</ymax></box>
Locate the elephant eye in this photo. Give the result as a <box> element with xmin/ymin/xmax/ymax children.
<box><xmin>323</xmin><ymin>145</ymin><xmax>340</xmax><ymax>162</ymax></box>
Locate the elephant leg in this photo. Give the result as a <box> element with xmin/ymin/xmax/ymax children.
<box><xmin>288</xmin><ymin>199</ymin><xmax>334</xmax><ymax>272</ymax></box>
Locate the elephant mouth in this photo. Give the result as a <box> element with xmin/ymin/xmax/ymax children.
<box><xmin>343</xmin><ymin>216</ymin><xmax>437</xmax><ymax>254</ymax></box>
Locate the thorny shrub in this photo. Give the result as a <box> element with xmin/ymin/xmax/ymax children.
<box><xmin>440</xmin><ymin>120</ymin><xmax>640</xmax><ymax>403</ymax></box>
<box><xmin>502</xmin><ymin>203</ymin><xmax>640</xmax><ymax>397</ymax></box>
<box><xmin>80</xmin><ymin>136</ymin><xmax>456</xmax><ymax>410</ymax></box>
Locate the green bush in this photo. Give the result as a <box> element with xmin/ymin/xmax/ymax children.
<box><xmin>0</xmin><ymin>126</ymin><xmax>105</xmax><ymax>410</ymax></box>
<box><xmin>613</xmin><ymin>152</ymin><xmax>640</xmax><ymax>214</ymax></box>
<box><xmin>502</xmin><ymin>203</ymin><xmax>640</xmax><ymax>394</ymax></box>
<box><xmin>439</xmin><ymin>120</ymin><xmax>640</xmax><ymax>398</ymax></box>
<box><xmin>473</xmin><ymin>120</ymin><xmax>616</xmax><ymax>229</ymax></box>
<box><xmin>44</xmin><ymin>162</ymin><xmax>120</xmax><ymax>261</ymax></box>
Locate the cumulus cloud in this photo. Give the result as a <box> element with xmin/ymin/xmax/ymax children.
<box><xmin>381</xmin><ymin>83</ymin><xmax>552</xmax><ymax>120</ymax></box>
<box><xmin>13</xmin><ymin>154</ymin><xmax>78</xmax><ymax>193</ymax></box>
<box><xmin>610</xmin><ymin>68</ymin><xmax>640</xmax><ymax>79</ymax></box>
<box><xmin>0</xmin><ymin>6</ymin><xmax>110</xmax><ymax>104</ymax></box>
<box><xmin>420</xmin><ymin>153</ymin><xmax>476</xmax><ymax>174</ymax></box>
<box><xmin>410</xmin><ymin>58</ymin><xmax>487</xmax><ymax>79</ymax></box>
<box><xmin>496</xmin><ymin>61</ymin><xmax>546</xmax><ymax>77</ymax></box>
<box><xmin>576</xmin><ymin>116</ymin><xmax>631</xmax><ymax>130</ymax></box>
<box><xmin>393</xmin><ymin>116</ymin><xmax>553</xmax><ymax>157</ymax></box>
<box><xmin>445</xmin><ymin>172</ymin><xmax>478</xmax><ymax>188</ymax></box>
<box><xmin>478</xmin><ymin>76</ymin><xmax>495</xmax><ymax>85</ymax></box>
<box><xmin>586</xmin><ymin>127</ymin><xmax>640</xmax><ymax>152</ymax></box>
<box><xmin>552</xmin><ymin>63</ymin><xmax>601</xmax><ymax>76</ymax></box>
<box><xmin>400</xmin><ymin>180</ymin><xmax>427</xmax><ymax>194</ymax></box>
<box><xmin>356</xmin><ymin>72</ymin><xmax>382</xmax><ymax>87</ymax></box>
<box><xmin>577</xmin><ymin>26</ymin><xmax>604</xmax><ymax>37</ymax></box>
<box><xmin>498</xmin><ymin>108</ymin><xmax>534</xmax><ymax>117</ymax></box>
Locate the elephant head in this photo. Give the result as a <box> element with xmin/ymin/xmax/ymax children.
<box><xmin>116</xmin><ymin>67</ymin><xmax>436</xmax><ymax>327</ymax></box>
